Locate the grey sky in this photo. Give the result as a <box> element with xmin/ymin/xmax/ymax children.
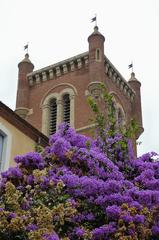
<box><xmin>0</xmin><ymin>0</ymin><xmax>159</xmax><ymax>155</ymax></box>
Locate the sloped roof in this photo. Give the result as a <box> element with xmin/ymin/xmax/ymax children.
<box><xmin>0</xmin><ymin>101</ymin><xmax>48</xmax><ymax>147</ymax></box>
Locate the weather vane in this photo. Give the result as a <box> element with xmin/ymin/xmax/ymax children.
<box><xmin>91</xmin><ymin>14</ymin><xmax>97</xmax><ymax>27</ymax></box>
<box><xmin>24</xmin><ymin>42</ymin><xmax>29</xmax><ymax>54</ymax></box>
<box><xmin>128</xmin><ymin>61</ymin><xmax>133</xmax><ymax>72</ymax></box>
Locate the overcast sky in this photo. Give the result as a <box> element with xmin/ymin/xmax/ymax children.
<box><xmin>0</xmin><ymin>0</ymin><xmax>159</xmax><ymax>156</ymax></box>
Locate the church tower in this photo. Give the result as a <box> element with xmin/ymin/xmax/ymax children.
<box><xmin>15</xmin><ymin>26</ymin><xmax>143</xmax><ymax>154</ymax></box>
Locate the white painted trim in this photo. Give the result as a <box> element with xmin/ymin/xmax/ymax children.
<box><xmin>0</xmin><ymin>123</ymin><xmax>12</xmax><ymax>171</ymax></box>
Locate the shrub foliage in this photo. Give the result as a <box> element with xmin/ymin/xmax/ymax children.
<box><xmin>0</xmin><ymin>86</ymin><xmax>159</xmax><ymax>239</ymax></box>
<box><xmin>0</xmin><ymin>123</ymin><xmax>159</xmax><ymax>239</ymax></box>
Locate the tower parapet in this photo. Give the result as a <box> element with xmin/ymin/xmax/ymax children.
<box><xmin>26</xmin><ymin>52</ymin><xmax>88</xmax><ymax>86</ymax></box>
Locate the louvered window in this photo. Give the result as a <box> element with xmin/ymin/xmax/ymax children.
<box><xmin>63</xmin><ymin>94</ymin><xmax>70</xmax><ymax>123</ymax></box>
<box><xmin>49</xmin><ymin>98</ymin><xmax>57</xmax><ymax>134</ymax></box>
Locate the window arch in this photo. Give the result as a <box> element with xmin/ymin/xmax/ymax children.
<box><xmin>41</xmin><ymin>86</ymin><xmax>76</xmax><ymax>136</ymax></box>
<box><xmin>49</xmin><ymin>98</ymin><xmax>57</xmax><ymax>134</ymax></box>
<box><xmin>62</xmin><ymin>94</ymin><xmax>70</xmax><ymax>123</ymax></box>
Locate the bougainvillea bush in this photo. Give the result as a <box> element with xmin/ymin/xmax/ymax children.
<box><xmin>0</xmin><ymin>123</ymin><xmax>159</xmax><ymax>240</ymax></box>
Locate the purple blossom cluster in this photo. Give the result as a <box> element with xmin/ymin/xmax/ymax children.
<box><xmin>0</xmin><ymin>122</ymin><xmax>159</xmax><ymax>239</ymax></box>
<box><xmin>14</xmin><ymin>152</ymin><xmax>45</xmax><ymax>169</ymax></box>
<box><xmin>43</xmin><ymin>233</ymin><xmax>59</xmax><ymax>240</ymax></box>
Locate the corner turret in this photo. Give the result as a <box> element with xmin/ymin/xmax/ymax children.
<box><xmin>15</xmin><ymin>54</ymin><xmax>34</xmax><ymax>119</ymax></box>
<box><xmin>87</xmin><ymin>26</ymin><xmax>105</xmax><ymax>96</ymax></box>
<box><xmin>128</xmin><ymin>72</ymin><xmax>144</xmax><ymax>138</ymax></box>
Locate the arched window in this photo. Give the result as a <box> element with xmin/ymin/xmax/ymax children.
<box><xmin>63</xmin><ymin>94</ymin><xmax>70</xmax><ymax>123</ymax></box>
<box><xmin>49</xmin><ymin>98</ymin><xmax>57</xmax><ymax>134</ymax></box>
<box><xmin>41</xmin><ymin>85</ymin><xmax>76</xmax><ymax>136</ymax></box>
<box><xmin>95</xmin><ymin>48</ymin><xmax>101</xmax><ymax>62</ymax></box>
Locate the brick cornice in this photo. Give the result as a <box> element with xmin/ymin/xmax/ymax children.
<box><xmin>26</xmin><ymin>51</ymin><xmax>136</xmax><ymax>101</ymax></box>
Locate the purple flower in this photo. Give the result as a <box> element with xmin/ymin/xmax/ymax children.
<box><xmin>50</xmin><ymin>137</ymin><xmax>71</xmax><ymax>158</ymax></box>
<box><xmin>7</xmin><ymin>212</ymin><xmax>16</xmax><ymax>222</ymax></box>
<box><xmin>26</xmin><ymin>224</ymin><xmax>38</xmax><ymax>231</ymax></box>
<box><xmin>106</xmin><ymin>205</ymin><xmax>121</xmax><ymax>219</ymax></box>
<box><xmin>21</xmin><ymin>200</ymin><xmax>30</xmax><ymax>210</ymax></box>
<box><xmin>92</xmin><ymin>224</ymin><xmax>116</xmax><ymax>239</ymax></box>
<box><xmin>134</xmin><ymin>214</ymin><xmax>145</xmax><ymax>224</ymax></box>
<box><xmin>152</xmin><ymin>225</ymin><xmax>159</xmax><ymax>235</ymax></box>
<box><xmin>121</xmin><ymin>214</ymin><xmax>133</xmax><ymax>223</ymax></box>
<box><xmin>1</xmin><ymin>167</ymin><xmax>22</xmax><ymax>179</ymax></box>
<box><xmin>14</xmin><ymin>152</ymin><xmax>45</xmax><ymax>169</ymax></box>
<box><xmin>86</xmin><ymin>213</ymin><xmax>95</xmax><ymax>221</ymax></box>
<box><xmin>43</xmin><ymin>232</ymin><xmax>59</xmax><ymax>240</ymax></box>
<box><xmin>27</xmin><ymin>175</ymin><xmax>34</xmax><ymax>185</ymax></box>
<box><xmin>75</xmin><ymin>227</ymin><xmax>85</xmax><ymax>237</ymax></box>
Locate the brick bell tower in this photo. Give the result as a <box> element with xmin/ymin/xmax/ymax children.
<box><xmin>15</xmin><ymin>26</ymin><xmax>143</xmax><ymax>157</ymax></box>
<box><xmin>15</xmin><ymin>53</ymin><xmax>34</xmax><ymax>119</ymax></box>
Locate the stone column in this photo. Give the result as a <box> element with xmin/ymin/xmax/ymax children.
<box><xmin>56</xmin><ymin>67</ymin><xmax>61</xmax><ymax>77</ymax></box>
<box><xmin>41</xmin><ymin>103</ymin><xmax>50</xmax><ymax>136</ymax></box>
<box><xmin>35</xmin><ymin>74</ymin><xmax>41</xmax><ymax>84</ymax></box>
<box><xmin>28</xmin><ymin>76</ymin><xmax>34</xmax><ymax>86</ymax></box>
<box><xmin>42</xmin><ymin>72</ymin><xmax>47</xmax><ymax>81</ymax></box>
<box><xmin>49</xmin><ymin>69</ymin><xmax>54</xmax><ymax>79</ymax></box>
<box><xmin>70</xmin><ymin>61</ymin><xmax>75</xmax><ymax>71</ymax></box>
<box><xmin>63</xmin><ymin>64</ymin><xmax>68</xmax><ymax>74</ymax></box>
<box><xmin>70</xmin><ymin>95</ymin><xmax>75</xmax><ymax>128</ymax></box>
<box><xmin>56</xmin><ymin>99</ymin><xmax>63</xmax><ymax>128</ymax></box>
<box><xmin>77</xmin><ymin>58</ymin><xmax>82</xmax><ymax>69</ymax></box>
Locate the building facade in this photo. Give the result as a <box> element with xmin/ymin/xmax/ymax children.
<box><xmin>15</xmin><ymin>26</ymin><xmax>143</xmax><ymax>148</ymax></box>
<box><xmin>0</xmin><ymin>101</ymin><xmax>48</xmax><ymax>171</ymax></box>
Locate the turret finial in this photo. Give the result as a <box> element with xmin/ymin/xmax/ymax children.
<box><xmin>94</xmin><ymin>25</ymin><xmax>99</xmax><ymax>32</ymax></box>
<box><xmin>25</xmin><ymin>53</ymin><xmax>29</xmax><ymax>59</ymax></box>
<box><xmin>128</xmin><ymin>71</ymin><xmax>139</xmax><ymax>82</ymax></box>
